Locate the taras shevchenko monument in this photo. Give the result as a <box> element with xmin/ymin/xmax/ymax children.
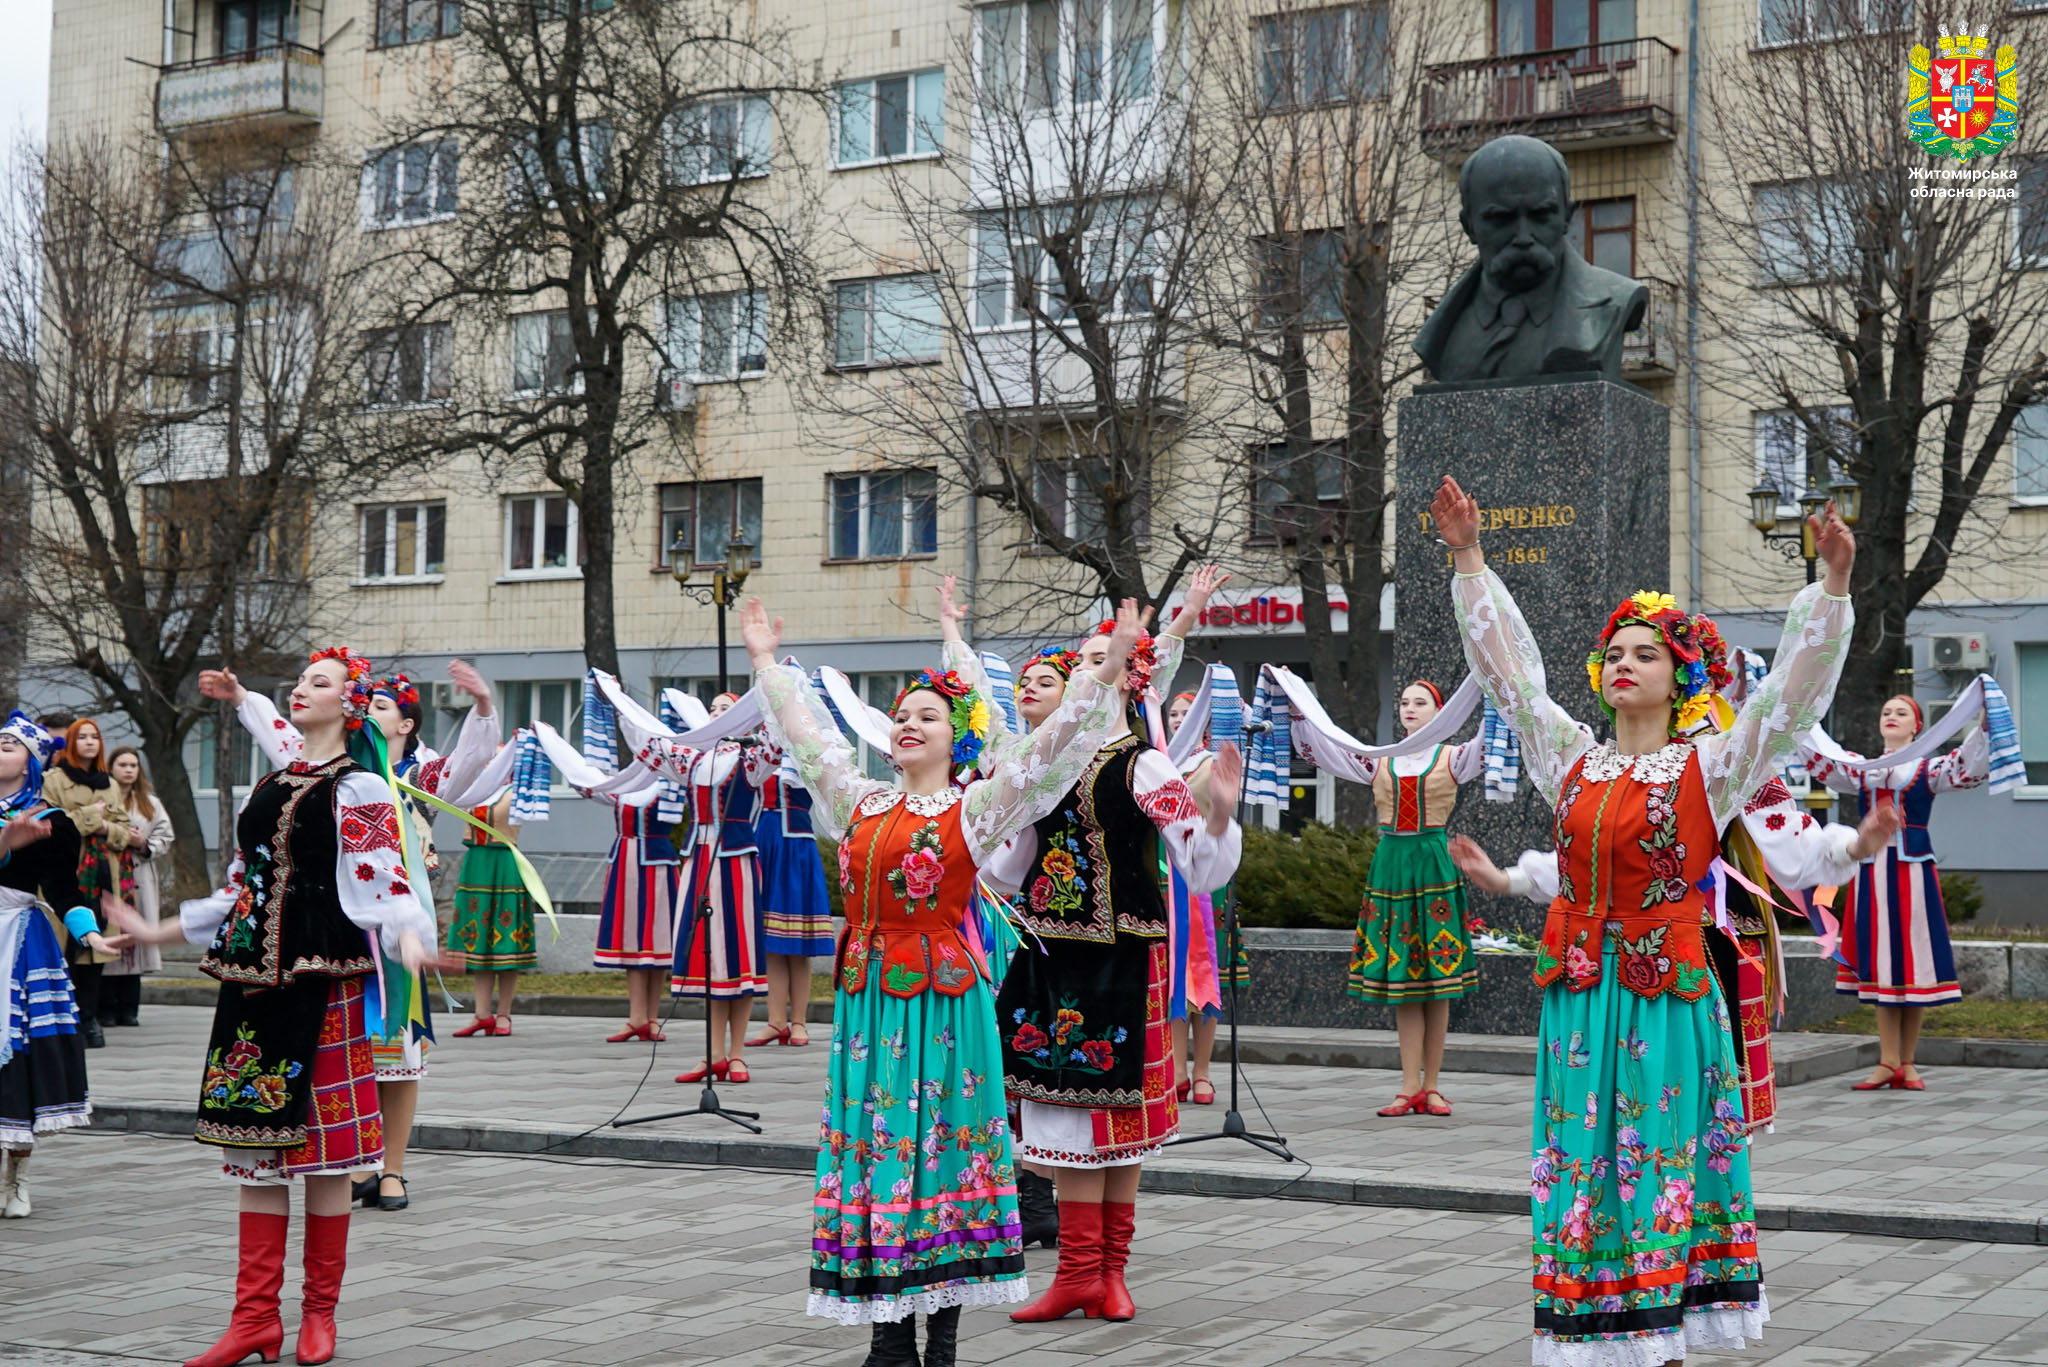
<box><xmin>1413</xmin><ymin>135</ymin><xmax>1648</xmax><ymax>385</ymax></box>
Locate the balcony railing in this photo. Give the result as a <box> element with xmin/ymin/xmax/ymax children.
<box><xmin>1621</xmin><ymin>275</ymin><xmax>1680</xmax><ymax>377</ymax></box>
<box><xmin>1420</xmin><ymin>38</ymin><xmax>1678</xmax><ymax>160</ymax></box>
<box><xmin>157</xmin><ymin>44</ymin><xmax>323</xmax><ymax>135</ymax></box>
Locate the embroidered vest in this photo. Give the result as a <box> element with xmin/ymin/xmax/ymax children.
<box><xmin>1372</xmin><ymin>747</ymin><xmax>1460</xmax><ymax>832</ymax></box>
<box><xmin>767</xmin><ymin>775</ymin><xmax>816</xmax><ymax>839</ymax></box>
<box><xmin>834</xmin><ymin>789</ymin><xmax>985</xmax><ymax>999</ymax></box>
<box><xmin>1856</xmin><ymin>760</ymin><xmax>1937</xmax><ymax>862</ymax></box>
<box><xmin>619</xmin><ymin>798</ymin><xmax>679</xmax><ymax>865</ymax></box>
<box><xmin>464</xmin><ymin>802</ymin><xmax>514</xmax><ymax>848</ymax></box>
<box><xmin>692</xmin><ymin>746</ymin><xmax>759</xmax><ymax>855</ymax></box>
<box><xmin>1534</xmin><ymin>742</ymin><xmax>1721</xmax><ymax>1002</ymax></box>
<box><xmin>1017</xmin><ymin>736</ymin><xmax>1168</xmax><ymax>942</ymax></box>
<box><xmin>201</xmin><ymin>758</ymin><xmax>376</xmax><ymax>988</ymax></box>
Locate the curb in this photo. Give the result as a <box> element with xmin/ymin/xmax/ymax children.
<box><xmin>88</xmin><ymin>1102</ymin><xmax>2048</xmax><ymax>1246</ymax></box>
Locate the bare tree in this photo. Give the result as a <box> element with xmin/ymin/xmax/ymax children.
<box><xmin>802</xmin><ymin>0</ymin><xmax>1234</xmax><ymax>636</ymax></box>
<box><xmin>365</xmin><ymin>0</ymin><xmax>825</xmax><ymax>677</ymax></box>
<box><xmin>1697</xmin><ymin>1</ymin><xmax>2048</xmax><ymax>749</ymax></box>
<box><xmin>0</xmin><ymin>131</ymin><xmax>393</xmax><ymax>893</ymax></box>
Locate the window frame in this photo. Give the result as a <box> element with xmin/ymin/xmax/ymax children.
<box><xmin>826</xmin><ymin>468</ymin><xmax>941</xmax><ymax>562</ymax></box>
<box><xmin>374</xmin><ymin>0</ymin><xmax>461</xmax><ymax>47</ymax></box>
<box><xmin>1752</xmin><ymin>177</ymin><xmax>1859</xmax><ymax>285</ymax></box>
<box><xmin>147</xmin><ymin>305</ymin><xmax>240</xmax><ymax>413</ymax></box>
<box><xmin>974</xmin><ymin>0</ymin><xmax>1159</xmax><ymax>113</ymax></box>
<box><xmin>1253</xmin><ymin>228</ymin><xmax>1346</xmax><ymax>330</ymax></box>
<box><xmin>662</xmin><ymin>289</ymin><xmax>769</xmax><ymax>383</ymax></box>
<box><xmin>2011</xmin><ymin>156</ymin><xmax>2048</xmax><ymax>272</ymax></box>
<box><xmin>1256</xmin><ymin>3</ymin><xmax>1390</xmax><ymax>111</ymax></box>
<box><xmin>2015</xmin><ymin>402</ymin><xmax>2048</xmax><ymax>508</ymax></box>
<box><xmin>507</xmin><ymin>121</ymin><xmax>614</xmax><ymax>212</ymax></box>
<box><xmin>1568</xmin><ymin>196</ymin><xmax>1637</xmax><ymax>277</ymax></box>
<box><xmin>1753</xmin><ymin>406</ymin><xmax>1855</xmax><ymax>517</ymax></box>
<box><xmin>1025</xmin><ymin>455</ymin><xmax>1150</xmax><ymax>548</ymax></box>
<box><xmin>666</xmin><ymin>96</ymin><xmax>773</xmax><ymax>187</ymax></box>
<box><xmin>1754</xmin><ymin>0</ymin><xmax>1910</xmax><ymax>49</ymax></box>
<box><xmin>363</xmin><ymin>321</ymin><xmax>453</xmax><ymax>409</ymax></box>
<box><xmin>1248</xmin><ymin>440</ymin><xmax>1349</xmax><ymax>546</ymax></box>
<box><xmin>831</xmin><ymin>274</ymin><xmax>945</xmax><ymax>370</ymax></box>
<box><xmin>498</xmin><ymin>679</ymin><xmax>585</xmax><ymax>765</ymax></box>
<box><xmin>357</xmin><ymin>499</ymin><xmax>448</xmax><ymax>585</ymax></box>
<box><xmin>363</xmin><ymin>138</ymin><xmax>460</xmax><ymax>230</ymax></box>
<box><xmin>501</xmin><ymin>491</ymin><xmax>584</xmax><ymax>580</ymax></box>
<box><xmin>833</xmin><ymin>69</ymin><xmax>946</xmax><ymax>169</ymax></box>
<box><xmin>970</xmin><ymin>204</ymin><xmax>1163</xmax><ymax>332</ymax></box>
<box><xmin>654</xmin><ymin>478</ymin><xmax>766</xmax><ymax>571</ymax></box>
<box><xmin>509</xmin><ymin>309</ymin><xmax>584</xmax><ymax>397</ymax></box>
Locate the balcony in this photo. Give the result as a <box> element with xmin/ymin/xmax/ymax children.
<box><xmin>156</xmin><ymin>45</ymin><xmax>323</xmax><ymax>136</ymax></box>
<box><xmin>962</xmin><ymin>324</ymin><xmax>1186</xmax><ymax>415</ymax></box>
<box><xmin>1420</xmin><ymin>38</ymin><xmax>1678</xmax><ymax>161</ymax></box>
<box><xmin>1622</xmin><ymin>275</ymin><xmax>1680</xmax><ymax>378</ymax></box>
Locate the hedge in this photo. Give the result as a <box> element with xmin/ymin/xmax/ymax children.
<box><xmin>1234</xmin><ymin>821</ymin><xmax>1379</xmax><ymax>929</ymax></box>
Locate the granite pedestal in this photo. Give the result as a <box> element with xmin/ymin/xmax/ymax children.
<box><xmin>1394</xmin><ymin>375</ymin><xmax>1671</xmax><ymax>933</ymax></box>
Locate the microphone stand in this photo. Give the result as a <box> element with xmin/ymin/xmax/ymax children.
<box><xmin>616</xmin><ymin>741</ymin><xmax>762</xmax><ymax>1134</ymax></box>
<box><xmin>1166</xmin><ymin>720</ymin><xmax>1295</xmax><ymax>1162</ymax></box>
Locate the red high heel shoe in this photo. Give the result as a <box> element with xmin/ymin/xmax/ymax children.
<box><xmin>1892</xmin><ymin>1065</ymin><xmax>1927</xmax><ymax>1091</ymax></box>
<box><xmin>675</xmin><ymin>1059</ymin><xmax>730</xmax><ymax>1084</ymax></box>
<box><xmin>1422</xmin><ymin>1090</ymin><xmax>1453</xmax><ymax>1117</ymax></box>
<box><xmin>1175</xmin><ymin>1079</ymin><xmax>1191</xmax><ymax>1103</ymax></box>
<box><xmin>1376</xmin><ymin>1093</ymin><xmax>1425</xmax><ymax>1117</ymax></box>
<box><xmin>744</xmin><ymin>1025</ymin><xmax>791</xmax><ymax>1048</ymax></box>
<box><xmin>605</xmin><ymin>1023</ymin><xmax>648</xmax><ymax>1043</ymax></box>
<box><xmin>1851</xmin><ymin>1064</ymin><xmax>1898</xmax><ymax>1091</ymax></box>
<box><xmin>726</xmin><ymin>1060</ymin><xmax>751</xmax><ymax>1083</ymax></box>
<box><xmin>294</xmin><ymin>1212</ymin><xmax>349</xmax><ymax>1365</ymax></box>
<box><xmin>1189</xmin><ymin>1080</ymin><xmax>1216</xmax><ymax>1106</ymax></box>
<box><xmin>452</xmin><ymin>1016</ymin><xmax>495</xmax><ymax>1038</ymax></box>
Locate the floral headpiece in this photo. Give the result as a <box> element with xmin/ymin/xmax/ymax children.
<box><xmin>892</xmin><ymin>668</ymin><xmax>991</xmax><ymax>769</ymax></box>
<box><xmin>374</xmin><ymin>674</ymin><xmax>420</xmax><ymax>708</ymax></box>
<box><xmin>1586</xmin><ymin>591</ymin><xmax>1731</xmax><ymax>732</ymax></box>
<box><xmin>1019</xmin><ymin>647</ymin><xmax>1080</xmax><ymax>692</ymax></box>
<box><xmin>309</xmin><ymin>645</ymin><xmax>376</xmax><ymax>729</ymax></box>
<box><xmin>1091</xmin><ymin>621</ymin><xmax>1158</xmax><ymax>695</ymax></box>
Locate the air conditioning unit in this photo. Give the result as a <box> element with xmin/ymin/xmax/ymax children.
<box><xmin>656</xmin><ymin>370</ymin><xmax>696</xmax><ymax>413</ymax></box>
<box><xmin>1927</xmin><ymin>633</ymin><xmax>1989</xmax><ymax>671</ymax></box>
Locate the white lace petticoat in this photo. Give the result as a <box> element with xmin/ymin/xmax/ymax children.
<box><xmin>806</xmin><ymin>1277</ymin><xmax>1029</xmax><ymax>1325</ymax></box>
<box><xmin>1532</xmin><ymin>1291</ymin><xmax>1770</xmax><ymax>1367</ymax></box>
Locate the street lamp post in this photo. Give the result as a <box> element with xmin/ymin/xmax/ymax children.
<box><xmin>1746</xmin><ymin>472</ymin><xmax>1862</xmax><ymax>583</ymax></box>
<box><xmin>670</xmin><ymin>530</ymin><xmax>756</xmax><ymax>694</ymax></box>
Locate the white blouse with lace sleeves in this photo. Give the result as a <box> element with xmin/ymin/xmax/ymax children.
<box><xmin>1451</xmin><ymin>570</ymin><xmax>1596</xmax><ymax>806</ymax></box>
<box><xmin>957</xmin><ymin>674</ymin><xmax>1125</xmax><ymax>867</ymax></box>
<box><xmin>1127</xmin><ymin>747</ymin><xmax>1242</xmax><ymax>890</ymax></box>
<box><xmin>755</xmin><ymin>665</ymin><xmax>889</xmax><ymax>843</ymax></box>
<box><xmin>1930</xmin><ymin>726</ymin><xmax>1992</xmax><ymax>793</ymax></box>
<box><xmin>1692</xmin><ymin>581</ymin><xmax>1852</xmax><ymax>828</ymax></box>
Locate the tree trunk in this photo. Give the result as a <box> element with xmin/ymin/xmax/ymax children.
<box><xmin>146</xmin><ymin>731</ymin><xmax>214</xmax><ymax>901</ymax></box>
<box><xmin>579</xmin><ymin>442</ymin><xmax>620</xmax><ymax>679</ymax></box>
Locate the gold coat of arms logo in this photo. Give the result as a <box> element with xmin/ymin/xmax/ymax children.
<box><xmin>1909</xmin><ymin>24</ymin><xmax>2018</xmax><ymax>160</ymax></box>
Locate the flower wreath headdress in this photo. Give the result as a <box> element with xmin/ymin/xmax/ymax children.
<box><xmin>309</xmin><ymin>645</ymin><xmax>376</xmax><ymax>730</ymax></box>
<box><xmin>374</xmin><ymin>673</ymin><xmax>421</xmax><ymax>709</ymax></box>
<box><xmin>1090</xmin><ymin>621</ymin><xmax>1157</xmax><ymax>695</ymax></box>
<box><xmin>1018</xmin><ymin>647</ymin><xmax>1080</xmax><ymax>697</ymax></box>
<box><xmin>892</xmin><ymin>668</ymin><xmax>992</xmax><ymax>769</ymax></box>
<box><xmin>1586</xmin><ymin>591</ymin><xmax>1731</xmax><ymax>734</ymax></box>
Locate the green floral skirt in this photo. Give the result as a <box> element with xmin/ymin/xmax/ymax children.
<box><xmin>1347</xmin><ymin>828</ymin><xmax>1476</xmax><ymax>1003</ymax></box>
<box><xmin>446</xmin><ymin>842</ymin><xmax>537</xmax><ymax>971</ymax></box>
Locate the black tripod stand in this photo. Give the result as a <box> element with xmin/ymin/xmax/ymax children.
<box><xmin>616</xmin><ymin>743</ymin><xmax>761</xmax><ymax>1135</ymax></box>
<box><xmin>1166</xmin><ymin>738</ymin><xmax>1295</xmax><ymax>1162</ymax></box>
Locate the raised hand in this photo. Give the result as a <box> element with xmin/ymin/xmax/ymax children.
<box><xmin>1431</xmin><ymin>476</ymin><xmax>1481</xmax><ymax>549</ymax></box>
<box><xmin>1093</xmin><ymin>599</ymin><xmax>1147</xmax><ymax>683</ymax></box>
<box><xmin>1847</xmin><ymin>799</ymin><xmax>1902</xmax><ymax>861</ymax></box>
<box><xmin>740</xmin><ymin>597</ymin><xmax>784</xmax><ymax>669</ymax></box>
<box><xmin>1812</xmin><ymin>501</ymin><xmax>1855</xmax><ymax>595</ymax></box>
<box><xmin>1449</xmin><ymin>834</ymin><xmax>1511</xmax><ymax>895</ymax></box>
<box><xmin>198</xmin><ymin>669</ymin><xmax>247</xmax><ymax>705</ymax></box>
<box><xmin>936</xmin><ymin>575</ymin><xmax>971</xmax><ymax>642</ymax></box>
<box><xmin>1164</xmin><ymin>563</ymin><xmax>1232</xmax><ymax>640</ymax></box>
<box><xmin>448</xmin><ymin>659</ymin><xmax>494</xmax><ymax>717</ymax></box>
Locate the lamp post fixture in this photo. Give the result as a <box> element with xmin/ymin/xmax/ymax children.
<box><xmin>1746</xmin><ymin>472</ymin><xmax>1862</xmax><ymax>584</ymax></box>
<box><xmin>670</xmin><ymin>530</ymin><xmax>756</xmax><ymax>696</ymax></box>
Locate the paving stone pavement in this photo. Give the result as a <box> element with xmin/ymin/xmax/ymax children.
<box><xmin>76</xmin><ymin>1006</ymin><xmax>2048</xmax><ymax>1239</ymax></box>
<box><xmin>10</xmin><ymin>1132</ymin><xmax>2048</xmax><ymax>1366</ymax></box>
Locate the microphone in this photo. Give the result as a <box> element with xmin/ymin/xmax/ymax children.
<box><xmin>1240</xmin><ymin>719</ymin><xmax>1274</xmax><ymax>736</ymax></box>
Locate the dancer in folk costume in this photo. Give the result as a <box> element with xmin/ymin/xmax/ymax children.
<box><xmin>1802</xmin><ymin>696</ymin><xmax>1990</xmax><ymax>1090</ymax></box>
<box><xmin>743</xmin><ymin>594</ymin><xmax>1145</xmax><ymax>1367</ymax></box>
<box><xmin>1435</xmin><ymin>474</ymin><xmax>1855</xmax><ymax>1366</ymax></box>
<box><xmin>202</xmin><ymin>660</ymin><xmax>500</xmax><ymax>1210</ymax></box>
<box><xmin>1162</xmin><ymin>689</ymin><xmax>1246</xmax><ymax>1108</ymax></box>
<box><xmin>1</xmin><ymin>711</ymin><xmax>127</xmax><ymax>1219</ymax></box>
<box><xmin>447</xmin><ymin>785</ymin><xmax>537</xmax><ymax>1035</ymax></box>
<box><xmin>99</xmin><ymin>745</ymin><xmax>175</xmax><ymax>1029</ymax></box>
<box><xmin>112</xmin><ymin>648</ymin><xmax>451</xmax><ymax>1367</ymax></box>
<box><xmin>749</xmin><ymin>742</ymin><xmax>835</xmax><ymax>1049</ymax></box>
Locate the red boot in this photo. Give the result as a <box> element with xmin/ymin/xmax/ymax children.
<box><xmin>1009</xmin><ymin>1201</ymin><xmax>1104</xmax><ymax>1322</ymax></box>
<box><xmin>294</xmin><ymin>1212</ymin><xmax>350</xmax><ymax>1365</ymax></box>
<box><xmin>185</xmin><ymin>1211</ymin><xmax>288</xmax><ymax>1367</ymax></box>
<box><xmin>1099</xmin><ymin>1201</ymin><xmax>1138</xmax><ymax>1321</ymax></box>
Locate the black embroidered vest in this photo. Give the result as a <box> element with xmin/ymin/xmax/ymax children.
<box><xmin>200</xmin><ymin>757</ymin><xmax>377</xmax><ymax>988</ymax></box>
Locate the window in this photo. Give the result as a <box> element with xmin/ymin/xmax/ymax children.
<box><xmin>1251</xmin><ymin>441</ymin><xmax>1347</xmax><ymax>543</ymax></box>
<box><xmin>364</xmin><ymin>322</ymin><xmax>452</xmax><ymax>407</ymax></box>
<box><xmin>503</xmin><ymin>492</ymin><xmax>582</xmax><ymax>576</ymax></box>
<box><xmin>1255</xmin><ymin>230</ymin><xmax>1345</xmax><ymax>328</ymax></box>
<box><xmin>976</xmin><ymin>0</ymin><xmax>1156</xmax><ymax>110</ymax></box>
<box><xmin>1568</xmin><ymin>197</ymin><xmax>1635</xmax><ymax>277</ymax></box>
<box><xmin>836</xmin><ymin>71</ymin><xmax>944</xmax><ymax>166</ymax></box>
<box><xmin>1755</xmin><ymin>178</ymin><xmax>1858</xmax><ymax>283</ymax></box>
<box><xmin>218</xmin><ymin>0</ymin><xmax>296</xmax><ymax>55</ymax></box>
<box><xmin>657</xmin><ymin>479</ymin><xmax>764</xmax><ymax>569</ymax></box>
<box><xmin>375</xmin><ymin>0</ymin><xmax>459</xmax><ymax>47</ymax></box>
<box><xmin>511</xmin><ymin>311</ymin><xmax>582</xmax><ymax>396</ymax></box>
<box><xmin>972</xmin><ymin>206</ymin><xmax>1160</xmax><ymax>329</ymax></box>
<box><xmin>2014</xmin><ymin>159</ymin><xmax>2048</xmax><ymax>269</ymax></box>
<box><xmin>1257</xmin><ymin>5</ymin><xmax>1388</xmax><ymax>109</ymax></box>
<box><xmin>857</xmin><ymin>671</ymin><xmax>914</xmax><ymax>779</ymax></box>
<box><xmin>833</xmin><ymin>276</ymin><xmax>943</xmax><ymax>368</ymax></box>
<box><xmin>143</xmin><ymin>480</ymin><xmax>308</xmax><ymax>579</ymax></box>
<box><xmin>2018</xmin><ymin>643</ymin><xmax>2048</xmax><ymax>788</ymax></box>
<box><xmin>148</xmin><ymin>307</ymin><xmax>239</xmax><ymax>412</ymax></box>
<box><xmin>364</xmin><ymin>140</ymin><xmax>458</xmax><ymax>228</ymax></box>
<box><xmin>1757</xmin><ymin>0</ymin><xmax>1907</xmax><ymax>47</ymax></box>
<box><xmin>829</xmin><ymin>470</ymin><xmax>939</xmax><ymax>560</ymax></box>
<box><xmin>2017</xmin><ymin>404</ymin><xmax>2048</xmax><ymax>506</ymax></box>
<box><xmin>359</xmin><ymin>501</ymin><xmax>447</xmax><ymax>582</ymax></box>
<box><xmin>663</xmin><ymin>290</ymin><xmax>768</xmax><ymax>382</ymax></box>
<box><xmin>1754</xmin><ymin>407</ymin><xmax>1854</xmax><ymax>514</ymax></box>
<box><xmin>667</xmin><ymin>97</ymin><xmax>771</xmax><ymax>186</ymax></box>
<box><xmin>1494</xmin><ymin>0</ymin><xmax>1634</xmax><ymax>54</ymax></box>
<box><xmin>1030</xmin><ymin>457</ymin><xmax>1147</xmax><ymax>544</ymax></box>
<box><xmin>508</xmin><ymin>121</ymin><xmax>613</xmax><ymax>209</ymax></box>
<box><xmin>499</xmin><ymin>680</ymin><xmax>584</xmax><ymax>750</ymax></box>
<box><xmin>191</xmin><ymin>712</ymin><xmax>265</xmax><ymax>793</ymax></box>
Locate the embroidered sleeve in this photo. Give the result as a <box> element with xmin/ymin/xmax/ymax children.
<box><xmin>414</xmin><ymin>704</ymin><xmax>502</xmax><ymax>798</ymax></box>
<box><xmin>1131</xmin><ymin>746</ymin><xmax>1242</xmax><ymax>890</ymax></box>
<box><xmin>1506</xmin><ymin>848</ymin><xmax>1561</xmax><ymax>904</ymax></box>
<box><xmin>958</xmin><ymin>673</ymin><xmax>1124</xmax><ymax>866</ymax></box>
<box><xmin>1928</xmin><ymin>726</ymin><xmax>1991</xmax><ymax>794</ymax></box>
<box><xmin>334</xmin><ymin>771</ymin><xmax>438</xmax><ymax>956</ymax></box>
<box><xmin>741</xmin><ymin>738</ymin><xmax>778</xmax><ymax>789</ymax></box>
<box><xmin>236</xmin><ymin>693</ymin><xmax>303</xmax><ymax>769</ymax></box>
<box><xmin>1449</xmin><ymin>736</ymin><xmax>1488</xmax><ymax>785</ymax></box>
<box><xmin>1697</xmin><ymin>582</ymin><xmax>1852</xmax><ymax>828</ymax></box>
<box><xmin>1452</xmin><ymin>569</ymin><xmax>1595</xmax><ymax>806</ymax></box>
<box><xmin>756</xmin><ymin>664</ymin><xmax>887</xmax><ymax>842</ymax></box>
<box><xmin>1738</xmin><ymin>801</ymin><xmax>1861</xmax><ymax>889</ymax></box>
<box><xmin>942</xmin><ymin>638</ymin><xmax>1030</xmax><ymax>770</ymax></box>
<box><xmin>178</xmin><ymin>862</ymin><xmax>242</xmax><ymax>946</ymax></box>
<box><xmin>1795</xmin><ymin>741</ymin><xmax>1865</xmax><ymax>797</ymax></box>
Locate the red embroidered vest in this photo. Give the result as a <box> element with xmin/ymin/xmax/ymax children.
<box><xmin>1535</xmin><ymin>742</ymin><xmax>1721</xmax><ymax>1001</ymax></box>
<box><xmin>834</xmin><ymin>790</ymin><xmax>987</xmax><ymax>999</ymax></box>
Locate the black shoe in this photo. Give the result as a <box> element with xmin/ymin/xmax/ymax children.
<box><xmin>859</xmin><ymin>1318</ymin><xmax>920</xmax><ymax>1367</ymax></box>
<box><xmin>352</xmin><ymin>1174</ymin><xmax>380</xmax><ymax>1206</ymax></box>
<box><xmin>1017</xmin><ymin>1169</ymin><xmax>1059</xmax><ymax>1249</ymax></box>
<box><xmin>82</xmin><ymin>1022</ymin><xmax>105</xmax><ymax>1049</ymax></box>
<box><xmin>922</xmin><ymin>1307</ymin><xmax>959</xmax><ymax>1367</ymax></box>
<box><xmin>115</xmin><ymin>1014</ymin><xmax>140</xmax><ymax>1027</ymax></box>
<box><xmin>377</xmin><ymin>1173</ymin><xmax>409</xmax><ymax>1211</ymax></box>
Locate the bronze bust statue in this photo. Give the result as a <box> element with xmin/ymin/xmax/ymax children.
<box><xmin>1413</xmin><ymin>135</ymin><xmax>1648</xmax><ymax>385</ymax></box>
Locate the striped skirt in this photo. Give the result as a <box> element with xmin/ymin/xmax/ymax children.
<box><xmin>596</xmin><ymin>837</ymin><xmax>681</xmax><ymax>969</ymax></box>
<box><xmin>219</xmin><ymin>978</ymin><xmax>384</xmax><ymax>1186</ymax></box>
<box><xmin>671</xmin><ymin>851</ymin><xmax>765</xmax><ymax>999</ymax></box>
<box><xmin>755</xmin><ymin>823</ymin><xmax>835</xmax><ymax>958</ymax></box>
<box><xmin>1834</xmin><ymin>852</ymin><xmax>1961</xmax><ymax>1007</ymax></box>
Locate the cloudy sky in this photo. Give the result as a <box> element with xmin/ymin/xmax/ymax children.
<box><xmin>1</xmin><ymin>0</ymin><xmax>53</xmax><ymax>147</ymax></box>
